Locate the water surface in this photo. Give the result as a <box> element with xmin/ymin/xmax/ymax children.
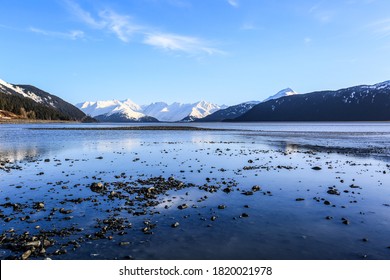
<box><xmin>1</xmin><ymin>122</ymin><xmax>390</xmax><ymax>260</ymax></box>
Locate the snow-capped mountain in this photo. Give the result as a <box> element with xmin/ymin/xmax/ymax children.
<box><xmin>76</xmin><ymin>99</ymin><xmax>155</xmax><ymax>122</ymax></box>
<box><xmin>263</xmin><ymin>88</ymin><xmax>298</xmax><ymax>102</ymax></box>
<box><xmin>0</xmin><ymin>78</ymin><xmax>93</xmax><ymax>121</ymax></box>
<box><xmin>195</xmin><ymin>88</ymin><xmax>297</xmax><ymax>122</ymax></box>
<box><xmin>235</xmin><ymin>80</ymin><xmax>390</xmax><ymax>121</ymax></box>
<box><xmin>76</xmin><ymin>99</ymin><xmax>225</xmax><ymax>122</ymax></box>
<box><xmin>196</xmin><ymin>101</ymin><xmax>261</xmax><ymax>122</ymax></box>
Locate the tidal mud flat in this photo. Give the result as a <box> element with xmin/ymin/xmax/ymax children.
<box><xmin>1</xmin><ymin>123</ymin><xmax>390</xmax><ymax>260</ymax></box>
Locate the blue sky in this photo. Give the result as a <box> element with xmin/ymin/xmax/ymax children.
<box><xmin>1</xmin><ymin>0</ymin><xmax>390</xmax><ymax>105</ymax></box>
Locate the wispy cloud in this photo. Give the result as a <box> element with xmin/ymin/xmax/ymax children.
<box><xmin>144</xmin><ymin>33</ymin><xmax>224</xmax><ymax>55</ymax></box>
<box><xmin>65</xmin><ymin>0</ymin><xmax>103</xmax><ymax>29</ymax></box>
<box><xmin>308</xmin><ymin>3</ymin><xmax>335</xmax><ymax>23</ymax></box>
<box><xmin>227</xmin><ymin>0</ymin><xmax>239</xmax><ymax>8</ymax></box>
<box><xmin>370</xmin><ymin>18</ymin><xmax>390</xmax><ymax>38</ymax></box>
<box><xmin>65</xmin><ymin>0</ymin><xmax>223</xmax><ymax>55</ymax></box>
<box><xmin>98</xmin><ymin>10</ymin><xmax>144</xmax><ymax>42</ymax></box>
<box><xmin>29</xmin><ymin>27</ymin><xmax>84</xmax><ymax>40</ymax></box>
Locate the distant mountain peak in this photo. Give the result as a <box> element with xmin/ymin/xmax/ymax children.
<box><xmin>263</xmin><ymin>88</ymin><xmax>298</xmax><ymax>102</ymax></box>
<box><xmin>77</xmin><ymin>99</ymin><xmax>225</xmax><ymax>122</ymax></box>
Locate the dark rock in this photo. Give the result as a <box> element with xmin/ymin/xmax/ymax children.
<box><xmin>90</xmin><ymin>182</ymin><xmax>106</xmax><ymax>193</ymax></box>
<box><xmin>295</xmin><ymin>198</ymin><xmax>305</xmax><ymax>201</ymax></box>
<box><xmin>171</xmin><ymin>222</ymin><xmax>180</xmax><ymax>228</ymax></box>
<box><xmin>178</xmin><ymin>204</ymin><xmax>188</xmax><ymax>210</ymax></box>
<box><xmin>350</xmin><ymin>184</ymin><xmax>361</xmax><ymax>189</ymax></box>
<box><xmin>242</xmin><ymin>191</ymin><xmax>253</xmax><ymax>196</ymax></box>
<box><xmin>222</xmin><ymin>187</ymin><xmax>231</xmax><ymax>193</ymax></box>
<box><xmin>59</xmin><ymin>208</ymin><xmax>73</xmax><ymax>214</ymax></box>
<box><xmin>327</xmin><ymin>188</ymin><xmax>340</xmax><ymax>195</ymax></box>
<box><xmin>312</xmin><ymin>166</ymin><xmax>322</xmax><ymax>170</ymax></box>
<box><xmin>33</xmin><ymin>202</ymin><xmax>45</xmax><ymax>210</ymax></box>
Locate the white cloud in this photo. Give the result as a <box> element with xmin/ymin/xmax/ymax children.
<box><xmin>144</xmin><ymin>33</ymin><xmax>224</xmax><ymax>55</ymax></box>
<box><xmin>30</xmin><ymin>27</ymin><xmax>84</xmax><ymax>40</ymax></box>
<box><xmin>99</xmin><ymin>10</ymin><xmax>144</xmax><ymax>42</ymax></box>
<box><xmin>227</xmin><ymin>0</ymin><xmax>239</xmax><ymax>7</ymax></box>
<box><xmin>64</xmin><ymin>0</ymin><xmax>224</xmax><ymax>55</ymax></box>
<box><xmin>370</xmin><ymin>18</ymin><xmax>390</xmax><ymax>38</ymax></box>
<box><xmin>304</xmin><ymin>37</ymin><xmax>312</xmax><ymax>44</ymax></box>
<box><xmin>65</xmin><ymin>0</ymin><xmax>103</xmax><ymax>29</ymax></box>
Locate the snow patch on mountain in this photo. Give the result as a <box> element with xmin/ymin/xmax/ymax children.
<box><xmin>362</xmin><ymin>80</ymin><xmax>390</xmax><ymax>90</ymax></box>
<box><xmin>0</xmin><ymin>79</ymin><xmax>44</xmax><ymax>104</ymax></box>
<box><xmin>263</xmin><ymin>88</ymin><xmax>298</xmax><ymax>102</ymax></box>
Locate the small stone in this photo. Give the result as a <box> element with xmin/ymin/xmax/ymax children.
<box><xmin>342</xmin><ymin>219</ymin><xmax>350</xmax><ymax>225</ymax></box>
<box><xmin>34</xmin><ymin>202</ymin><xmax>45</xmax><ymax>209</ymax></box>
<box><xmin>217</xmin><ymin>205</ymin><xmax>226</xmax><ymax>209</ymax></box>
<box><xmin>362</xmin><ymin>238</ymin><xmax>368</xmax><ymax>242</ymax></box>
<box><xmin>210</xmin><ymin>216</ymin><xmax>217</xmax><ymax>221</ymax></box>
<box><xmin>171</xmin><ymin>222</ymin><xmax>180</xmax><ymax>228</ymax></box>
<box><xmin>324</xmin><ymin>200</ymin><xmax>331</xmax><ymax>205</ymax></box>
<box><xmin>242</xmin><ymin>191</ymin><xmax>253</xmax><ymax>196</ymax></box>
<box><xmin>295</xmin><ymin>198</ymin><xmax>305</xmax><ymax>201</ymax></box>
<box><xmin>252</xmin><ymin>185</ymin><xmax>261</xmax><ymax>192</ymax></box>
<box><xmin>178</xmin><ymin>204</ymin><xmax>188</xmax><ymax>210</ymax></box>
<box><xmin>54</xmin><ymin>249</ymin><xmax>67</xmax><ymax>255</ymax></box>
<box><xmin>90</xmin><ymin>182</ymin><xmax>106</xmax><ymax>193</ymax></box>
<box><xmin>350</xmin><ymin>184</ymin><xmax>361</xmax><ymax>189</ymax></box>
<box><xmin>241</xmin><ymin>213</ymin><xmax>249</xmax><ymax>218</ymax></box>
<box><xmin>119</xmin><ymin>242</ymin><xmax>130</xmax><ymax>246</ymax></box>
<box><xmin>327</xmin><ymin>189</ymin><xmax>340</xmax><ymax>195</ymax></box>
<box><xmin>222</xmin><ymin>187</ymin><xmax>231</xmax><ymax>193</ymax></box>
<box><xmin>312</xmin><ymin>166</ymin><xmax>322</xmax><ymax>170</ymax></box>
<box><xmin>21</xmin><ymin>250</ymin><xmax>32</xmax><ymax>260</ymax></box>
<box><xmin>59</xmin><ymin>208</ymin><xmax>73</xmax><ymax>214</ymax></box>
<box><xmin>325</xmin><ymin>216</ymin><xmax>333</xmax><ymax>220</ymax></box>
<box><xmin>25</xmin><ymin>241</ymin><xmax>41</xmax><ymax>248</ymax></box>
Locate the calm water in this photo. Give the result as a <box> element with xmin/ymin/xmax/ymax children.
<box><xmin>1</xmin><ymin>122</ymin><xmax>390</xmax><ymax>260</ymax></box>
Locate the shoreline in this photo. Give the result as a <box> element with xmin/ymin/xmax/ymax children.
<box><xmin>0</xmin><ymin>119</ymin><xmax>80</xmax><ymax>124</ymax></box>
<box><xmin>28</xmin><ymin>126</ymin><xmax>236</xmax><ymax>131</ymax></box>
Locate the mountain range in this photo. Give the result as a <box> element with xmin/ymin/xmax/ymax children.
<box><xmin>235</xmin><ymin>81</ymin><xmax>390</xmax><ymax>122</ymax></box>
<box><xmin>2</xmin><ymin>77</ymin><xmax>390</xmax><ymax>122</ymax></box>
<box><xmin>196</xmin><ymin>88</ymin><xmax>299</xmax><ymax>122</ymax></box>
<box><xmin>0</xmin><ymin>78</ymin><xmax>94</xmax><ymax>122</ymax></box>
<box><xmin>76</xmin><ymin>100</ymin><xmax>226</xmax><ymax>122</ymax></box>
